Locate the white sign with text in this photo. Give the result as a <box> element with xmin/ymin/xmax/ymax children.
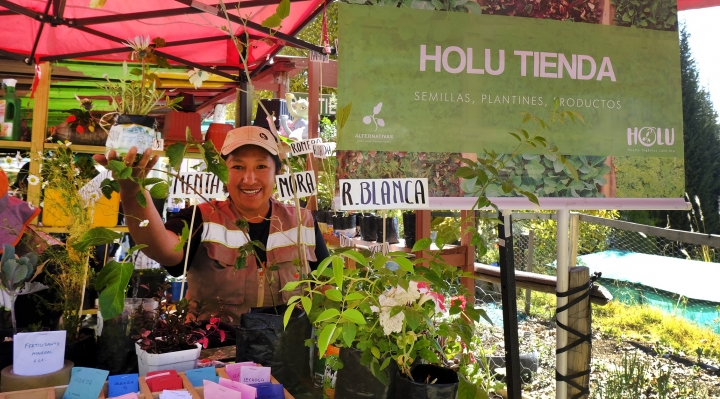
<box><xmin>169</xmin><ymin>173</ymin><xmax>225</xmax><ymax>199</ymax></box>
<box><xmin>13</xmin><ymin>330</ymin><xmax>66</xmax><ymax>376</ymax></box>
<box><xmin>338</xmin><ymin>178</ymin><xmax>429</xmax><ymax>210</ymax></box>
<box><xmin>79</xmin><ymin>170</ymin><xmax>112</xmax><ymax>204</ymax></box>
<box><xmin>313</xmin><ymin>142</ymin><xmax>336</xmax><ymax>159</ymax></box>
<box><xmin>275</xmin><ymin>172</ymin><xmax>317</xmax><ymax>201</ymax></box>
<box><xmin>289</xmin><ymin>138</ymin><xmax>323</xmax><ymax>157</ymax></box>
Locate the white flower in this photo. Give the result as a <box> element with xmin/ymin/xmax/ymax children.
<box><xmin>27</xmin><ymin>201</ymin><xmax>35</xmax><ymax>210</ymax></box>
<box><xmin>27</xmin><ymin>174</ymin><xmax>41</xmax><ymax>186</ymax></box>
<box><xmin>370</xmin><ymin>305</ymin><xmax>380</xmax><ymax>313</ymax></box>
<box><xmin>113</xmin><ymin>238</ymin><xmax>121</xmax><ymax>244</ymax></box>
<box><xmin>41</xmin><ymin>181</ymin><xmax>48</xmax><ymax>189</ymax></box>
<box><xmin>74</xmin><ymin>168</ymin><xmax>80</xmax><ymax>176</ymax></box>
<box><xmin>15</xmin><ymin>151</ymin><xmax>22</xmax><ymax>163</ymax></box>
<box><xmin>379</xmin><ymin>308</ymin><xmax>404</xmax><ymax>335</ymax></box>
<box><xmin>46</xmin><ymin>136</ymin><xmax>53</xmax><ymax>141</ymax></box>
<box><xmin>5</xmin><ymin>156</ymin><xmax>12</xmax><ymax>164</ymax></box>
<box><xmin>89</xmin><ymin>192</ymin><xmax>99</xmax><ymax>201</ymax></box>
<box><xmin>124</xmin><ymin>35</ymin><xmax>151</xmax><ymax>52</ymax></box>
<box><xmin>39</xmin><ymin>201</ymin><xmax>44</xmax><ymax>208</ymax></box>
<box><xmin>64</xmin><ymin>140</ymin><xmax>72</xmax><ymax>147</ymax></box>
<box><xmin>139</xmin><ymin>219</ymin><xmax>149</xmax><ymax>227</ymax></box>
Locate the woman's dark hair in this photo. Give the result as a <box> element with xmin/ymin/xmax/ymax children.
<box><xmin>12</xmin><ymin>162</ymin><xmax>29</xmax><ymax>190</ymax></box>
<box><xmin>221</xmin><ymin>145</ymin><xmax>283</xmax><ymax>174</ymax></box>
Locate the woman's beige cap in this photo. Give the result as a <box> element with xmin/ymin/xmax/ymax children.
<box><xmin>221</xmin><ymin>126</ymin><xmax>279</xmax><ymax>156</ymax></box>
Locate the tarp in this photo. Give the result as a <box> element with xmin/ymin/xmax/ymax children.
<box><xmin>0</xmin><ymin>0</ymin><xmax>324</xmax><ymax>69</ymax></box>
<box><xmin>679</xmin><ymin>0</ymin><xmax>720</xmax><ymax>10</ymax></box>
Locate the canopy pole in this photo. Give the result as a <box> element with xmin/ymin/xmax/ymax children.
<box><xmin>497</xmin><ymin>210</ymin><xmax>522</xmax><ymax>399</ymax></box>
<box><xmin>556</xmin><ymin>210</ymin><xmax>570</xmax><ymax>399</ymax></box>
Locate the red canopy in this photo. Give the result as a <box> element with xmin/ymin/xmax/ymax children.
<box><xmin>0</xmin><ymin>0</ymin><xmax>326</xmax><ymax>75</ymax></box>
<box><xmin>678</xmin><ymin>0</ymin><xmax>720</xmax><ymax>10</ymax></box>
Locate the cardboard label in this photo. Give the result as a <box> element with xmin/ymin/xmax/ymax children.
<box><xmin>289</xmin><ymin>138</ymin><xmax>323</xmax><ymax>157</ymax></box>
<box><xmin>239</xmin><ymin>366</ymin><xmax>271</xmax><ymax>384</ymax></box>
<box><xmin>310</xmin><ymin>50</ymin><xmax>330</xmax><ymax>63</ymax></box>
<box><xmin>249</xmin><ymin>382</ymin><xmax>284</xmax><ymax>399</ymax></box>
<box><xmin>13</xmin><ymin>331</ymin><xmax>66</xmax><ymax>376</ymax></box>
<box><xmin>111</xmin><ymin>394</ymin><xmax>139</xmax><ymax>399</ymax></box>
<box><xmin>219</xmin><ymin>377</ymin><xmax>257</xmax><ymax>397</ymax></box>
<box><xmin>184</xmin><ymin>367</ymin><xmax>218</xmax><ymax>387</ymax></box>
<box><xmin>158</xmin><ymin>391</ymin><xmax>192</xmax><ymax>399</ymax></box>
<box><xmin>275</xmin><ymin>171</ymin><xmax>317</xmax><ymax>201</ymax></box>
<box><xmin>369</xmin><ymin>242</ymin><xmax>389</xmax><ymax>256</ymax></box>
<box><xmin>313</xmin><ymin>142</ymin><xmax>336</xmax><ymax>159</ymax></box>
<box><xmin>62</xmin><ymin>367</ymin><xmax>109</xmax><ymax>399</ymax></box>
<box><xmin>338</xmin><ymin>178</ymin><xmax>429</xmax><ymax>210</ymax></box>
<box><xmin>79</xmin><ymin>170</ymin><xmax>112</xmax><ymax>204</ymax></box>
<box><xmin>339</xmin><ymin>235</ymin><xmax>354</xmax><ymax>248</ymax></box>
<box><xmin>225</xmin><ymin>362</ymin><xmax>255</xmax><ymax>382</ymax></box>
<box><xmin>169</xmin><ymin>172</ymin><xmax>225</xmax><ymax>199</ymax></box>
<box><xmin>108</xmin><ymin>373</ymin><xmax>139</xmax><ymax>397</ymax></box>
<box><xmin>203</xmin><ymin>380</ymin><xmax>242</xmax><ymax>399</ymax></box>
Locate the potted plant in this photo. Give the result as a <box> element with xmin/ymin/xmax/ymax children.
<box><xmin>99</xmin><ymin>36</ymin><xmax>182</xmax><ymax>157</ymax></box>
<box><xmin>131</xmin><ymin>287</ymin><xmax>225</xmax><ymax>376</ymax></box>
<box><xmin>282</xmin><ymin>239</ymin><xmax>492</xmax><ymax>399</ymax></box>
<box><xmin>0</xmin><ymin>244</ymin><xmax>48</xmax><ymax>335</ymax></box>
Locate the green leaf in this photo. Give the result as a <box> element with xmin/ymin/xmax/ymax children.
<box><xmin>126</xmin><ymin>244</ymin><xmax>147</xmax><ymax>257</ymax></box>
<box><xmin>201</xmin><ymin>140</ymin><xmax>229</xmax><ymax>184</ymax></box>
<box><xmin>166</xmin><ymin>142</ymin><xmax>187</xmax><ymax>171</ymax></box>
<box><xmin>379</xmin><ymin>356</ymin><xmax>392</xmax><ymax>371</ymax></box>
<box><xmin>283</xmin><ymin>302</ymin><xmax>296</xmax><ymax>328</ymax></box>
<box><xmin>342</xmin><ymin>321</ymin><xmax>357</xmax><ymax>347</ymax></box>
<box><xmin>458</xmin><ymin>374</ymin><xmax>478</xmax><ymax>399</ymax></box>
<box><xmin>173</xmin><ymin>220</ymin><xmax>190</xmax><ymax>252</ymax></box>
<box><xmin>394</xmin><ymin>257</ymin><xmax>414</xmax><ymax>273</ymax></box>
<box><xmin>342</xmin><ymin>250</ymin><xmax>367</xmax><ymax>267</ymax></box>
<box><xmin>276</xmin><ymin>0</ymin><xmax>291</xmax><ymax>19</ymax></box>
<box><xmin>283</xmin><ymin>280</ymin><xmax>302</xmax><ymax>292</ymax></box>
<box><xmin>316</xmin><ymin>256</ymin><xmax>333</xmax><ymax>278</ymax></box>
<box><xmin>142</xmin><ymin>177</ymin><xmax>165</xmax><ymax>186</ymax></box>
<box><xmin>341</xmin><ymin>308</ymin><xmax>366</xmax><ymax>325</ymax></box>
<box><xmin>149</xmin><ymin>182</ymin><xmax>169</xmax><ymax>199</ymax></box>
<box><xmin>412</xmin><ymin>237</ymin><xmax>432</xmax><ymax>252</ymax></box>
<box><xmin>234</xmin><ymin>256</ymin><xmax>246</xmax><ymax>271</ymax></box>
<box><xmin>261</xmin><ymin>14</ymin><xmax>283</xmax><ymax>28</ymax></box>
<box><xmin>95</xmin><ymin>260</ymin><xmax>133</xmax><ymax>319</ymax></box>
<box><xmin>119</xmin><ymin>167</ymin><xmax>132</xmax><ymax>180</ymax></box>
<box><xmin>325</xmin><ymin>289</ymin><xmax>343</xmax><ymax>302</ymax></box>
<box><xmin>345</xmin><ymin>292</ymin><xmax>364</xmax><ymax>301</ymax></box>
<box><xmin>455</xmin><ymin>166</ymin><xmax>477</xmax><ymax>179</ymax></box>
<box><xmin>317</xmin><ymin>323</ymin><xmax>337</xmax><ymax>361</ymax></box>
<box><xmin>333</xmin><ymin>257</ymin><xmax>344</xmax><ymax>289</ymax></box>
<box><xmin>405</xmin><ymin>309</ymin><xmax>422</xmax><ymax>330</ymax></box>
<box><xmin>301</xmin><ymin>296</ymin><xmax>312</xmax><ymax>315</ymax></box>
<box><xmin>71</xmin><ymin>227</ymin><xmax>123</xmax><ymax>253</ymax></box>
<box><xmin>336</xmin><ymin>102</ymin><xmax>353</xmax><ymax>130</ymax></box>
<box><xmin>100</xmin><ymin>178</ymin><xmax>120</xmax><ymax>200</ymax></box>
<box><xmin>371</xmin><ymin>346</ymin><xmax>381</xmax><ymax>359</ymax></box>
<box><xmin>129</xmin><ymin>68</ymin><xmax>142</xmax><ymax>76</ymax></box>
<box><xmin>464</xmin><ymin>0</ymin><xmax>481</xmax><ymax>12</ymax></box>
<box><xmin>315</xmin><ymin>308</ymin><xmax>340</xmax><ymax>323</ymax></box>
<box><xmin>135</xmin><ymin>191</ymin><xmax>147</xmax><ymax>208</ymax></box>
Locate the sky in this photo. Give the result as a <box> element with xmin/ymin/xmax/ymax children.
<box><xmin>680</xmin><ymin>6</ymin><xmax>720</xmax><ymax>115</ymax></box>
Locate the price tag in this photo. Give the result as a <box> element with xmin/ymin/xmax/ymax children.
<box><xmin>340</xmin><ymin>235</ymin><xmax>354</xmax><ymax>248</ymax></box>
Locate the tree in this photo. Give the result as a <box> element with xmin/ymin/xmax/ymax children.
<box><xmin>637</xmin><ymin>27</ymin><xmax>720</xmax><ymax>234</ymax></box>
<box><xmin>279</xmin><ymin>2</ymin><xmax>338</xmax><ymax>94</ymax></box>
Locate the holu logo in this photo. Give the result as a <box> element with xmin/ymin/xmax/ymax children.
<box><xmin>627</xmin><ymin>127</ymin><xmax>675</xmax><ymax>147</ymax></box>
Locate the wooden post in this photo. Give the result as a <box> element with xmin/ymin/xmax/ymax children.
<box><xmin>414</xmin><ymin>210</ymin><xmax>432</xmax><ymax>267</ymax></box>
<box><xmin>28</xmin><ymin>62</ymin><xmax>51</xmax><ymax>221</ymax></box>
<box><xmin>569</xmin><ymin>213</ymin><xmax>580</xmax><ymax>267</ymax></box>
<box><xmin>525</xmin><ymin>229</ymin><xmax>534</xmax><ymax>315</ymax></box>
<box><xmin>566</xmin><ymin>266</ymin><xmax>591</xmax><ymax>399</ymax></box>
<box><xmin>306</xmin><ymin>59</ymin><xmax>322</xmax><ymax>211</ymax></box>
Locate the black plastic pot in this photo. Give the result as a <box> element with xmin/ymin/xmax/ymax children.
<box><xmin>360</xmin><ymin>213</ymin><xmax>378</xmax><ymax>242</ymax></box>
<box><xmin>0</xmin><ymin>329</ymin><xmax>14</xmax><ymax>375</ymax></box>
<box><xmin>344</xmin><ymin>214</ymin><xmax>357</xmax><ymax>230</ymax></box>
<box><xmin>402</xmin><ymin>211</ymin><xmax>416</xmax><ymax>249</ymax></box>
<box><xmin>65</xmin><ymin>328</ymin><xmax>97</xmax><ymax>368</ymax></box>
<box><xmin>127</xmin><ymin>271</ymin><xmax>167</xmax><ymax>299</ymax></box>
<box><xmin>394</xmin><ymin>364</ymin><xmax>459</xmax><ymax>399</ymax></box>
<box><xmin>314</xmin><ymin>210</ymin><xmax>326</xmax><ymax>224</ymax></box>
<box><xmin>332</xmin><ymin>214</ymin><xmax>344</xmax><ymax>230</ymax></box>
<box><xmin>116</xmin><ymin>114</ymin><xmax>157</xmax><ymax>129</ymax></box>
<box><xmin>235</xmin><ymin>305</ymin><xmax>314</xmax><ymax>396</ymax></box>
<box><xmin>96</xmin><ymin>315</ymin><xmax>139</xmax><ymax>375</ymax></box>
<box><xmin>335</xmin><ymin>348</ymin><xmax>397</xmax><ymax>399</ymax></box>
<box><xmin>376</xmin><ymin>217</ymin><xmax>400</xmax><ymax>244</ymax></box>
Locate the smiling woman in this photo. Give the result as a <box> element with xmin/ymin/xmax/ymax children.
<box><xmin>93</xmin><ymin>126</ymin><xmax>329</xmax><ymax>322</ymax></box>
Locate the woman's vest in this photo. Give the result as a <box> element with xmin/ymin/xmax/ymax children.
<box><xmin>184</xmin><ymin>199</ymin><xmax>316</xmax><ymax>321</ymax></box>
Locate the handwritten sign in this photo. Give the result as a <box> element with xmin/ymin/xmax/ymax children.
<box><xmin>13</xmin><ymin>331</ymin><xmax>66</xmax><ymax>376</ymax></box>
<box><xmin>338</xmin><ymin>178</ymin><xmax>429</xmax><ymax>210</ymax></box>
<box><xmin>313</xmin><ymin>142</ymin><xmax>336</xmax><ymax>159</ymax></box>
<box><xmin>369</xmin><ymin>242</ymin><xmax>389</xmax><ymax>256</ymax></box>
<box><xmin>169</xmin><ymin>172</ymin><xmax>225</xmax><ymax>199</ymax></box>
<box><xmin>219</xmin><ymin>377</ymin><xmax>257</xmax><ymax>397</ymax></box>
<box><xmin>339</xmin><ymin>235</ymin><xmax>354</xmax><ymax>248</ymax></box>
<box><xmin>225</xmin><ymin>362</ymin><xmax>255</xmax><ymax>382</ymax></box>
<box><xmin>158</xmin><ymin>391</ymin><xmax>192</xmax><ymax>399</ymax></box>
<box><xmin>203</xmin><ymin>380</ymin><xmax>242</xmax><ymax>399</ymax></box>
<box><xmin>111</xmin><ymin>393</ymin><xmax>139</xmax><ymax>399</ymax></box>
<box><xmin>310</xmin><ymin>50</ymin><xmax>330</xmax><ymax>63</ymax></box>
<box><xmin>78</xmin><ymin>170</ymin><xmax>112</xmax><ymax>204</ymax></box>
<box><xmin>184</xmin><ymin>367</ymin><xmax>218</xmax><ymax>387</ymax></box>
<box><xmin>275</xmin><ymin>172</ymin><xmax>317</xmax><ymax>201</ymax></box>
<box><xmin>152</xmin><ymin>138</ymin><xmax>164</xmax><ymax>151</ymax></box>
<box><xmin>63</xmin><ymin>367</ymin><xmax>109</xmax><ymax>399</ymax></box>
<box><xmin>239</xmin><ymin>366</ymin><xmax>271</xmax><ymax>384</ymax></box>
<box><xmin>108</xmin><ymin>373</ymin><xmax>139</xmax><ymax>397</ymax></box>
<box><xmin>289</xmin><ymin>138</ymin><xmax>323</xmax><ymax>157</ymax></box>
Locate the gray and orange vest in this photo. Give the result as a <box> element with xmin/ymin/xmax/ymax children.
<box><xmin>184</xmin><ymin>198</ymin><xmax>316</xmax><ymax>322</ymax></box>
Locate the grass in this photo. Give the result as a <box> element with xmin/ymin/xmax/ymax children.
<box><xmin>518</xmin><ymin>291</ymin><xmax>720</xmax><ymax>362</ymax></box>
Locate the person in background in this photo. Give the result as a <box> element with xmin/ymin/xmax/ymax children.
<box><xmin>93</xmin><ymin>126</ymin><xmax>329</xmax><ymax>322</ymax></box>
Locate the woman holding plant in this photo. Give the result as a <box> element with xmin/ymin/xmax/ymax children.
<box><xmin>94</xmin><ymin>126</ymin><xmax>328</xmax><ymax>322</ymax></box>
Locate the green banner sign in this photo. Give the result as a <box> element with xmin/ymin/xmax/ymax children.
<box><xmin>337</xmin><ymin>5</ymin><xmax>683</xmax><ymax>159</ymax></box>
